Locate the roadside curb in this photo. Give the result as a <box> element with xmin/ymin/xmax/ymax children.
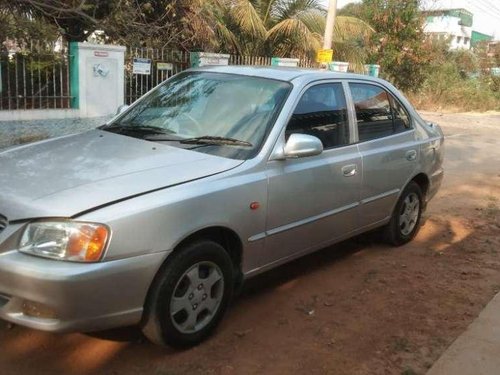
<box><xmin>427</xmin><ymin>292</ymin><xmax>500</xmax><ymax>375</ymax></box>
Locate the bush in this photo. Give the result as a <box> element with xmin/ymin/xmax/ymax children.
<box><xmin>407</xmin><ymin>62</ymin><xmax>500</xmax><ymax>112</ymax></box>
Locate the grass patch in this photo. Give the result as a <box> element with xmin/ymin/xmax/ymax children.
<box><xmin>393</xmin><ymin>336</ymin><xmax>411</xmax><ymax>352</ymax></box>
<box><xmin>401</xmin><ymin>368</ymin><xmax>418</xmax><ymax>375</ymax></box>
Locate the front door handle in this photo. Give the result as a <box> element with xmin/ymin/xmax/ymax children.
<box><xmin>342</xmin><ymin>164</ymin><xmax>357</xmax><ymax>177</ymax></box>
<box><xmin>405</xmin><ymin>150</ymin><xmax>417</xmax><ymax>161</ymax></box>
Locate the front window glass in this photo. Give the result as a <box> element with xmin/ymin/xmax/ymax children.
<box><xmin>286</xmin><ymin>83</ymin><xmax>350</xmax><ymax>149</ymax></box>
<box><xmin>103</xmin><ymin>72</ymin><xmax>291</xmax><ymax>160</ymax></box>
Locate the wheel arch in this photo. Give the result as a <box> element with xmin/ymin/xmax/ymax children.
<box><xmin>389</xmin><ymin>172</ymin><xmax>431</xmax><ymax>217</ymax></box>
<box><xmin>143</xmin><ymin>225</ymin><xmax>244</xmax><ymax>308</ymax></box>
<box><xmin>173</xmin><ymin>226</ymin><xmax>244</xmax><ymax>273</ymax></box>
<box><xmin>410</xmin><ymin>172</ymin><xmax>430</xmax><ymax>200</ymax></box>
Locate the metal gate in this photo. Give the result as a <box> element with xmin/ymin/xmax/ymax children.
<box><xmin>125</xmin><ymin>48</ymin><xmax>190</xmax><ymax>105</ymax></box>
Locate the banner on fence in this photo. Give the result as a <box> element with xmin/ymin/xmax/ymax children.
<box><xmin>133</xmin><ymin>58</ymin><xmax>152</xmax><ymax>75</ymax></box>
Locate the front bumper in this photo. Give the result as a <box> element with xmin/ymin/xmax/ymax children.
<box><xmin>0</xmin><ymin>250</ymin><xmax>167</xmax><ymax>333</ymax></box>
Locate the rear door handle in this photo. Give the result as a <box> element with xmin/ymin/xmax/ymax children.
<box><xmin>405</xmin><ymin>150</ymin><xmax>417</xmax><ymax>161</ymax></box>
<box><xmin>342</xmin><ymin>164</ymin><xmax>357</xmax><ymax>177</ymax></box>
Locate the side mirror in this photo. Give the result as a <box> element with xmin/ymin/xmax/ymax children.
<box><xmin>116</xmin><ymin>104</ymin><xmax>130</xmax><ymax>115</ymax></box>
<box><xmin>284</xmin><ymin>133</ymin><xmax>323</xmax><ymax>159</ymax></box>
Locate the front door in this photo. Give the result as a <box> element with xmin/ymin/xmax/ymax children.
<box><xmin>263</xmin><ymin>82</ymin><xmax>361</xmax><ymax>265</ymax></box>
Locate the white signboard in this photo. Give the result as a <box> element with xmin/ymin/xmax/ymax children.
<box><xmin>157</xmin><ymin>62</ymin><xmax>173</xmax><ymax>71</ymax></box>
<box><xmin>199</xmin><ymin>56</ymin><xmax>229</xmax><ymax>66</ymax></box>
<box><xmin>191</xmin><ymin>52</ymin><xmax>230</xmax><ymax>68</ymax></box>
<box><xmin>133</xmin><ymin>58</ymin><xmax>152</xmax><ymax>75</ymax></box>
<box><xmin>271</xmin><ymin>57</ymin><xmax>299</xmax><ymax>67</ymax></box>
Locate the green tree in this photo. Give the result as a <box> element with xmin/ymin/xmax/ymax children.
<box><xmin>0</xmin><ymin>0</ymin><xmax>234</xmax><ymax>51</ymax></box>
<box><xmin>221</xmin><ymin>0</ymin><xmax>373</xmax><ymax>63</ymax></box>
<box><xmin>0</xmin><ymin>7</ymin><xmax>59</xmax><ymax>49</ymax></box>
<box><xmin>450</xmin><ymin>49</ymin><xmax>479</xmax><ymax>77</ymax></box>
<box><xmin>1</xmin><ymin>0</ymin><xmax>373</xmax><ymax>65</ymax></box>
<box><xmin>102</xmin><ymin>0</ymin><xmax>232</xmax><ymax>50</ymax></box>
<box><xmin>0</xmin><ymin>0</ymin><xmax>113</xmax><ymax>42</ymax></box>
<box><xmin>356</xmin><ymin>0</ymin><xmax>430</xmax><ymax>91</ymax></box>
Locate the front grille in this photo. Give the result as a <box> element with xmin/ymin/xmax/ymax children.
<box><xmin>0</xmin><ymin>215</ymin><xmax>7</xmax><ymax>235</ymax></box>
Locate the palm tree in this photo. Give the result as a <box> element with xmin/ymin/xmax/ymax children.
<box><xmin>217</xmin><ymin>0</ymin><xmax>373</xmax><ymax>68</ymax></box>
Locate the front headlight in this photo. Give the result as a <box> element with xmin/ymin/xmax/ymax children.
<box><xmin>19</xmin><ymin>221</ymin><xmax>110</xmax><ymax>262</ymax></box>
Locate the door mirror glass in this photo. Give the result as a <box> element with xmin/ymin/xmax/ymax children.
<box><xmin>116</xmin><ymin>104</ymin><xmax>130</xmax><ymax>115</ymax></box>
<box><xmin>284</xmin><ymin>133</ymin><xmax>323</xmax><ymax>159</ymax></box>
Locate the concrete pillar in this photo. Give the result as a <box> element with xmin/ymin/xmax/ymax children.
<box><xmin>70</xmin><ymin>43</ymin><xmax>126</xmax><ymax>118</ymax></box>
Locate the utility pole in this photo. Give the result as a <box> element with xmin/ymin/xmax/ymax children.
<box><xmin>323</xmin><ymin>0</ymin><xmax>338</xmax><ymax>50</ymax></box>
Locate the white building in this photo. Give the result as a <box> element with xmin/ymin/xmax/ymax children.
<box><xmin>424</xmin><ymin>8</ymin><xmax>473</xmax><ymax>50</ymax></box>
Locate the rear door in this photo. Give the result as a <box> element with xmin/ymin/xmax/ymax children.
<box><xmin>263</xmin><ymin>82</ymin><xmax>361</xmax><ymax>265</ymax></box>
<box><xmin>347</xmin><ymin>82</ymin><xmax>418</xmax><ymax>228</ymax></box>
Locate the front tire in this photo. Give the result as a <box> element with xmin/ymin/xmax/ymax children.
<box><xmin>385</xmin><ymin>181</ymin><xmax>423</xmax><ymax>246</ymax></box>
<box><xmin>142</xmin><ymin>240</ymin><xmax>234</xmax><ymax>348</ymax></box>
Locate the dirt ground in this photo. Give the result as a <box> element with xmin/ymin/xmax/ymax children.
<box><xmin>1</xmin><ymin>111</ymin><xmax>499</xmax><ymax>375</ymax></box>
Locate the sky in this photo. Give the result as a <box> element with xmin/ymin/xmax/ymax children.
<box><xmin>323</xmin><ymin>0</ymin><xmax>500</xmax><ymax>39</ymax></box>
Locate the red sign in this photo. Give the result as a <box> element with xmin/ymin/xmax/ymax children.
<box><xmin>94</xmin><ymin>51</ymin><xmax>109</xmax><ymax>57</ymax></box>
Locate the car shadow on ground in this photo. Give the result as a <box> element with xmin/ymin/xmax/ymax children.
<box><xmin>85</xmin><ymin>229</ymin><xmax>383</xmax><ymax>344</ymax></box>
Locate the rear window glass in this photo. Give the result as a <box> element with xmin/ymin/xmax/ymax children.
<box><xmin>349</xmin><ymin>83</ymin><xmax>413</xmax><ymax>142</ymax></box>
<box><xmin>349</xmin><ymin>83</ymin><xmax>393</xmax><ymax>142</ymax></box>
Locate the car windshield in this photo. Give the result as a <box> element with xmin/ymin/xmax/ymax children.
<box><xmin>103</xmin><ymin>71</ymin><xmax>291</xmax><ymax>160</ymax></box>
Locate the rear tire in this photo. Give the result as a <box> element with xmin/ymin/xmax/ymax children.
<box><xmin>384</xmin><ymin>181</ymin><xmax>423</xmax><ymax>246</ymax></box>
<box><xmin>142</xmin><ymin>240</ymin><xmax>234</xmax><ymax>348</ymax></box>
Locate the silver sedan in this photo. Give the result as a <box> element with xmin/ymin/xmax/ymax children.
<box><xmin>0</xmin><ymin>66</ymin><xmax>444</xmax><ymax>347</ymax></box>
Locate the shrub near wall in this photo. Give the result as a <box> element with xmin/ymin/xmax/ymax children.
<box><xmin>407</xmin><ymin>63</ymin><xmax>500</xmax><ymax>112</ymax></box>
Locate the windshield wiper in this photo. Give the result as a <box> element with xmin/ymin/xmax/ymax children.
<box><xmin>102</xmin><ymin>124</ymin><xmax>175</xmax><ymax>136</ymax></box>
<box><xmin>142</xmin><ymin>135</ymin><xmax>253</xmax><ymax>147</ymax></box>
<box><xmin>180</xmin><ymin>136</ymin><xmax>253</xmax><ymax>147</ymax></box>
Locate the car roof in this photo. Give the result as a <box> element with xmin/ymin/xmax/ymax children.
<box><xmin>189</xmin><ymin>65</ymin><xmax>385</xmax><ymax>85</ymax></box>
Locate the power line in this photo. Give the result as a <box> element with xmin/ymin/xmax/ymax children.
<box><xmin>476</xmin><ymin>0</ymin><xmax>500</xmax><ymax>15</ymax></box>
<box><xmin>467</xmin><ymin>0</ymin><xmax>500</xmax><ymax>19</ymax></box>
<box><xmin>464</xmin><ymin>0</ymin><xmax>500</xmax><ymax>34</ymax></box>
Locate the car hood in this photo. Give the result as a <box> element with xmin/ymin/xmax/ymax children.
<box><xmin>0</xmin><ymin>130</ymin><xmax>243</xmax><ymax>221</ymax></box>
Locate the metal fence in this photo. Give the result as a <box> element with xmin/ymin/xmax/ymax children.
<box><xmin>1</xmin><ymin>43</ymin><xmax>318</xmax><ymax>110</ymax></box>
<box><xmin>0</xmin><ymin>42</ymin><xmax>71</xmax><ymax>110</ymax></box>
<box><xmin>229</xmin><ymin>55</ymin><xmax>317</xmax><ymax>67</ymax></box>
<box><xmin>125</xmin><ymin>47</ymin><xmax>190</xmax><ymax>105</ymax></box>
<box><xmin>125</xmin><ymin>48</ymin><xmax>318</xmax><ymax>104</ymax></box>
